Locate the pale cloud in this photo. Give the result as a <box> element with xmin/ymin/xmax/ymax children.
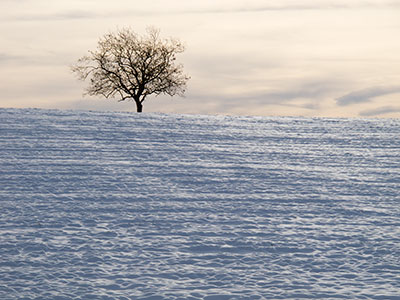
<box><xmin>181</xmin><ymin>3</ymin><xmax>371</xmax><ymax>14</ymax></box>
<box><xmin>360</xmin><ymin>106</ymin><xmax>400</xmax><ymax>117</ymax></box>
<box><xmin>258</xmin><ymin>80</ymin><xmax>341</xmax><ymax>102</ymax></box>
<box><xmin>169</xmin><ymin>0</ymin><xmax>400</xmax><ymax>14</ymax></box>
<box><xmin>0</xmin><ymin>53</ymin><xmax>22</xmax><ymax>64</ymax></box>
<box><xmin>150</xmin><ymin>77</ymin><xmax>345</xmax><ymax>116</ymax></box>
<box><xmin>336</xmin><ymin>86</ymin><xmax>400</xmax><ymax>106</ymax></box>
<box><xmin>4</xmin><ymin>0</ymin><xmax>398</xmax><ymax>23</ymax></box>
<box><xmin>9</xmin><ymin>10</ymin><xmax>98</xmax><ymax>21</ymax></box>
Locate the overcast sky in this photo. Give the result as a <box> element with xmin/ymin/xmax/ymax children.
<box><xmin>1</xmin><ymin>0</ymin><xmax>399</xmax><ymax>117</ymax></box>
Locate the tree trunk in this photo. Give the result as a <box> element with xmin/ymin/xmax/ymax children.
<box><xmin>136</xmin><ymin>101</ymin><xmax>143</xmax><ymax>112</ymax></box>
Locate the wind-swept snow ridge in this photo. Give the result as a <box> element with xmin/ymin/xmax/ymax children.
<box><xmin>0</xmin><ymin>108</ymin><xmax>399</xmax><ymax>299</ymax></box>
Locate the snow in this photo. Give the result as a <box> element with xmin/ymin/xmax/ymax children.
<box><xmin>0</xmin><ymin>107</ymin><xmax>399</xmax><ymax>299</ymax></box>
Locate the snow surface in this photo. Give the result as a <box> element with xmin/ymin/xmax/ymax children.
<box><xmin>0</xmin><ymin>108</ymin><xmax>399</xmax><ymax>300</ymax></box>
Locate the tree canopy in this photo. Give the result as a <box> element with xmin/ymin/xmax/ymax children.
<box><xmin>72</xmin><ymin>27</ymin><xmax>190</xmax><ymax>112</ymax></box>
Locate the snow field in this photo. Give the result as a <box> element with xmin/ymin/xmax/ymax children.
<box><xmin>0</xmin><ymin>108</ymin><xmax>399</xmax><ymax>299</ymax></box>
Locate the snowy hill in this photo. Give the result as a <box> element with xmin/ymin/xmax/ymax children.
<box><xmin>0</xmin><ymin>108</ymin><xmax>399</xmax><ymax>299</ymax></box>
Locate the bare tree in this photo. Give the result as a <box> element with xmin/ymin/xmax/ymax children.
<box><xmin>72</xmin><ymin>27</ymin><xmax>190</xmax><ymax>112</ymax></box>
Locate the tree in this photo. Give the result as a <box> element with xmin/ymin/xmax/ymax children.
<box><xmin>72</xmin><ymin>27</ymin><xmax>190</xmax><ymax>112</ymax></box>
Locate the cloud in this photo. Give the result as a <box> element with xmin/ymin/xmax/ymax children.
<box><xmin>359</xmin><ymin>106</ymin><xmax>400</xmax><ymax>117</ymax></box>
<box><xmin>237</xmin><ymin>79</ymin><xmax>344</xmax><ymax>108</ymax></box>
<box><xmin>0</xmin><ymin>53</ymin><xmax>22</xmax><ymax>64</ymax></box>
<box><xmin>183</xmin><ymin>78</ymin><xmax>343</xmax><ymax>115</ymax></box>
<box><xmin>8</xmin><ymin>10</ymin><xmax>99</xmax><ymax>21</ymax></box>
<box><xmin>0</xmin><ymin>51</ymin><xmax>70</xmax><ymax>67</ymax></box>
<box><xmin>179</xmin><ymin>1</ymin><xmax>400</xmax><ymax>15</ymax></box>
<box><xmin>336</xmin><ymin>86</ymin><xmax>400</xmax><ymax>106</ymax></box>
<box><xmin>5</xmin><ymin>1</ymin><xmax>399</xmax><ymax>23</ymax></box>
<box><xmin>193</xmin><ymin>4</ymin><xmax>348</xmax><ymax>14</ymax></box>
<box><xmin>262</xmin><ymin>81</ymin><xmax>339</xmax><ymax>101</ymax></box>
<box><xmin>0</xmin><ymin>53</ymin><xmax>46</xmax><ymax>66</ymax></box>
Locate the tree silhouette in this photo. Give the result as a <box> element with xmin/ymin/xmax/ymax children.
<box><xmin>72</xmin><ymin>27</ymin><xmax>190</xmax><ymax>112</ymax></box>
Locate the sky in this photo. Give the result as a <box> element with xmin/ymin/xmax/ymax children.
<box><xmin>1</xmin><ymin>0</ymin><xmax>400</xmax><ymax>118</ymax></box>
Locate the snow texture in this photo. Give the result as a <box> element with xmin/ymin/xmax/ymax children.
<box><xmin>0</xmin><ymin>108</ymin><xmax>399</xmax><ymax>299</ymax></box>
